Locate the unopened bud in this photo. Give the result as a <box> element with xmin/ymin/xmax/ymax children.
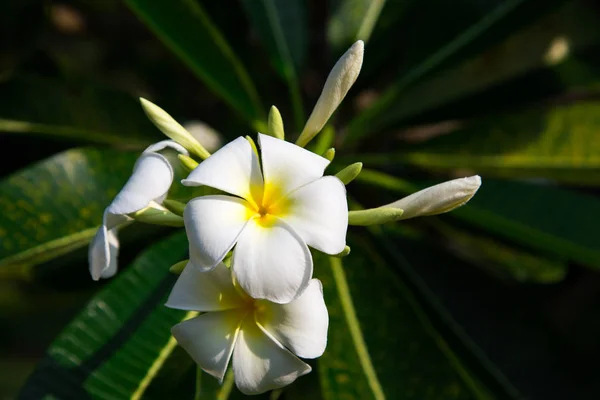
<box><xmin>323</xmin><ymin>148</ymin><xmax>336</xmax><ymax>162</ymax></box>
<box><xmin>140</xmin><ymin>98</ymin><xmax>211</xmax><ymax>160</ymax></box>
<box><xmin>169</xmin><ymin>260</ymin><xmax>188</xmax><ymax>275</ymax></box>
<box><xmin>348</xmin><ymin>207</ymin><xmax>404</xmax><ymax>226</ymax></box>
<box><xmin>384</xmin><ymin>176</ymin><xmax>481</xmax><ymax>219</ymax></box>
<box><xmin>296</xmin><ymin>41</ymin><xmax>364</xmax><ymax>147</ymax></box>
<box><xmin>130</xmin><ymin>206</ymin><xmax>184</xmax><ymax>227</ymax></box>
<box><xmin>334</xmin><ymin>246</ymin><xmax>351</xmax><ymax>257</ymax></box>
<box><xmin>336</xmin><ymin>162</ymin><xmax>362</xmax><ymax>185</ymax></box>
<box><xmin>267</xmin><ymin>106</ymin><xmax>285</xmax><ymax>140</ymax></box>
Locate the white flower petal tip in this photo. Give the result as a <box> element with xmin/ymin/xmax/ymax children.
<box><xmin>296</xmin><ymin>40</ymin><xmax>364</xmax><ymax>147</ymax></box>
<box><xmin>259</xmin><ymin>279</ymin><xmax>329</xmax><ymax>359</ymax></box>
<box><xmin>386</xmin><ymin>175</ymin><xmax>482</xmax><ymax>220</ymax></box>
<box><xmin>233</xmin><ymin>321</ymin><xmax>312</xmax><ymax>395</ymax></box>
<box><xmin>88</xmin><ymin>226</ymin><xmax>119</xmax><ymax>281</ymax></box>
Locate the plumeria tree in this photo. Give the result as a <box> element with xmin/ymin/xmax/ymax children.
<box><xmin>2</xmin><ymin>0</ymin><xmax>600</xmax><ymax>399</ymax></box>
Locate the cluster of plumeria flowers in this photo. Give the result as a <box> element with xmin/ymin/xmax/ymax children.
<box><xmin>88</xmin><ymin>41</ymin><xmax>481</xmax><ymax>395</ymax></box>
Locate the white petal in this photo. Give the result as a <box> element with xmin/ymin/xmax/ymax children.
<box><xmin>384</xmin><ymin>175</ymin><xmax>482</xmax><ymax>219</ymax></box>
<box><xmin>182</xmin><ymin>137</ymin><xmax>263</xmax><ymax>201</ymax></box>
<box><xmin>233</xmin><ymin>318</ymin><xmax>311</xmax><ymax>395</ymax></box>
<box><xmin>258</xmin><ymin>133</ymin><xmax>329</xmax><ymax>201</ymax></box>
<box><xmin>88</xmin><ymin>225</ymin><xmax>119</xmax><ymax>281</ymax></box>
<box><xmin>184</xmin><ymin>195</ymin><xmax>252</xmax><ymax>271</ymax></box>
<box><xmin>281</xmin><ymin>176</ymin><xmax>348</xmax><ymax>254</ymax></box>
<box><xmin>143</xmin><ymin>139</ymin><xmax>188</xmax><ymax>155</ymax></box>
<box><xmin>172</xmin><ymin>310</ymin><xmax>244</xmax><ymax>382</ymax></box>
<box><xmin>233</xmin><ymin>218</ymin><xmax>312</xmax><ymax>304</ymax></box>
<box><xmin>166</xmin><ymin>262</ymin><xmax>245</xmax><ymax>312</ymax></box>
<box><xmin>257</xmin><ymin>279</ymin><xmax>328</xmax><ymax>359</ymax></box>
<box><xmin>107</xmin><ymin>152</ymin><xmax>175</xmax><ymax>216</ymax></box>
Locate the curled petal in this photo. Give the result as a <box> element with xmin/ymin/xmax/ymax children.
<box><xmin>233</xmin><ymin>218</ymin><xmax>312</xmax><ymax>304</ymax></box>
<box><xmin>143</xmin><ymin>139</ymin><xmax>188</xmax><ymax>155</ymax></box>
<box><xmin>233</xmin><ymin>319</ymin><xmax>311</xmax><ymax>395</ymax></box>
<box><xmin>184</xmin><ymin>195</ymin><xmax>252</xmax><ymax>271</ymax></box>
<box><xmin>88</xmin><ymin>225</ymin><xmax>119</xmax><ymax>281</ymax></box>
<box><xmin>172</xmin><ymin>310</ymin><xmax>244</xmax><ymax>382</ymax></box>
<box><xmin>257</xmin><ymin>279</ymin><xmax>328</xmax><ymax>359</ymax></box>
<box><xmin>281</xmin><ymin>176</ymin><xmax>348</xmax><ymax>254</ymax></box>
<box><xmin>258</xmin><ymin>133</ymin><xmax>329</xmax><ymax>201</ymax></box>
<box><xmin>166</xmin><ymin>262</ymin><xmax>246</xmax><ymax>312</ymax></box>
<box><xmin>107</xmin><ymin>152</ymin><xmax>175</xmax><ymax>216</ymax></box>
<box><xmin>182</xmin><ymin>136</ymin><xmax>263</xmax><ymax>201</ymax></box>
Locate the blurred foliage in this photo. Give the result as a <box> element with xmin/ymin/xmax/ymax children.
<box><xmin>1</xmin><ymin>0</ymin><xmax>600</xmax><ymax>399</ymax></box>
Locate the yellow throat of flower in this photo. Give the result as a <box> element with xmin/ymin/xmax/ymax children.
<box><xmin>246</xmin><ymin>181</ymin><xmax>290</xmax><ymax>227</ymax></box>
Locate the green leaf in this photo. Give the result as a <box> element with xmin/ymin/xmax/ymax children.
<box><xmin>0</xmin><ymin>77</ymin><xmax>159</xmax><ymax>147</ymax></box>
<box><xmin>19</xmin><ymin>232</ymin><xmax>190</xmax><ymax>399</ymax></box>
<box><xmin>125</xmin><ymin>0</ymin><xmax>264</xmax><ymax>125</ymax></box>
<box><xmin>0</xmin><ymin>148</ymin><xmax>138</xmax><ymax>275</ymax></box>
<box><xmin>356</xmin><ymin>170</ymin><xmax>600</xmax><ymax>268</ymax></box>
<box><xmin>362</xmin><ymin>1</ymin><xmax>600</xmax><ymax>127</ymax></box>
<box><xmin>240</xmin><ymin>0</ymin><xmax>307</xmax><ymax>130</ymax></box>
<box><xmin>345</xmin><ymin>0</ymin><xmax>570</xmax><ymax>145</ymax></box>
<box><xmin>327</xmin><ymin>0</ymin><xmax>386</xmax><ymax>50</ymax></box>
<box><xmin>397</xmin><ymin>102</ymin><xmax>600</xmax><ymax>186</ymax></box>
<box><xmin>314</xmin><ymin>234</ymin><xmax>516</xmax><ymax>399</ymax></box>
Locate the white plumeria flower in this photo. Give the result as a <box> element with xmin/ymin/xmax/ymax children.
<box><xmin>384</xmin><ymin>175</ymin><xmax>482</xmax><ymax>219</ymax></box>
<box><xmin>88</xmin><ymin>140</ymin><xmax>187</xmax><ymax>280</ymax></box>
<box><xmin>182</xmin><ymin>133</ymin><xmax>348</xmax><ymax>303</ymax></box>
<box><xmin>166</xmin><ymin>262</ymin><xmax>328</xmax><ymax>395</ymax></box>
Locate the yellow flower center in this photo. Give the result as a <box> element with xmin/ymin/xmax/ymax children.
<box><xmin>246</xmin><ymin>181</ymin><xmax>290</xmax><ymax>227</ymax></box>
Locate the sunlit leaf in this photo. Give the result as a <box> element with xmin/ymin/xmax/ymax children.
<box><xmin>0</xmin><ymin>148</ymin><xmax>138</xmax><ymax>274</ymax></box>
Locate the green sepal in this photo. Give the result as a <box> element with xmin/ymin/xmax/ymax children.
<box><xmin>334</xmin><ymin>245</ymin><xmax>351</xmax><ymax>257</ymax></box>
<box><xmin>178</xmin><ymin>154</ymin><xmax>199</xmax><ymax>172</ymax></box>
<box><xmin>162</xmin><ymin>199</ymin><xmax>186</xmax><ymax>216</ymax></box>
<box><xmin>130</xmin><ymin>207</ymin><xmax>185</xmax><ymax>227</ymax></box>
<box><xmin>169</xmin><ymin>260</ymin><xmax>188</xmax><ymax>274</ymax></box>
<box><xmin>323</xmin><ymin>148</ymin><xmax>336</xmax><ymax>162</ymax></box>
<box><xmin>267</xmin><ymin>106</ymin><xmax>285</xmax><ymax>140</ymax></box>
<box><xmin>348</xmin><ymin>207</ymin><xmax>404</xmax><ymax>226</ymax></box>
<box><xmin>336</xmin><ymin>162</ymin><xmax>363</xmax><ymax>184</ymax></box>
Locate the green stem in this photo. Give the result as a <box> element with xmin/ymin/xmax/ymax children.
<box><xmin>329</xmin><ymin>256</ymin><xmax>386</xmax><ymax>400</ymax></box>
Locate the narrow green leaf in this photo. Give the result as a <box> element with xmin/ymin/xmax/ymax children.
<box><xmin>0</xmin><ymin>77</ymin><xmax>158</xmax><ymax>147</ymax></box>
<box><xmin>315</xmin><ymin>235</ymin><xmax>509</xmax><ymax>399</ymax></box>
<box><xmin>19</xmin><ymin>232</ymin><xmax>189</xmax><ymax>399</ymax></box>
<box><xmin>398</xmin><ymin>102</ymin><xmax>600</xmax><ymax>186</ymax></box>
<box><xmin>328</xmin><ymin>0</ymin><xmax>386</xmax><ymax>50</ymax></box>
<box><xmin>240</xmin><ymin>0</ymin><xmax>307</xmax><ymax>130</ymax></box>
<box><xmin>0</xmin><ymin>148</ymin><xmax>138</xmax><ymax>272</ymax></box>
<box><xmin>125</xmin><ymin>0</ymin><xmax>264</xmax><ymax>124</ymax></box>
<box><xmin>354</xmin><ymin>1</ymin><xmax>600</xmax><ymax>129</ymax></box>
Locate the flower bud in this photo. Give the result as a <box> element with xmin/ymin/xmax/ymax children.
<box><xmin>178</xmin><ymin>154</ymin><xmax>199</xmax><ymax>172</ymax></box>
<box><xmin>169</xmin><ymin>260</ymin><xmax>188</xmax><ymax>275</ymax></box>
<box><xmin>336</xmin><ymin>162</ymin><xmax>362</xmax><ymax>185</ymax></box>
<box><xmin>384</xmin><ymin>176</ymin><xmax>481</xmax><ymax>220</ymax></box>
<box><xmin>140</xmin><ymin>98</ymin><xmax>211</xmax><ymax>160</ymax></box>
<box><xmin>323</xmin><ymin>148</ymin><xmax>335</xmax><ymax>162</ymax></box>
<box><xmin>267</xmin><ymin>105</ymin><xmax>285</xmax><ymax>140</ymax></box>
<box><xmin>296</xmin><ymin>40</ymin><xmax>364</xmax><ymax>147</ymax></box>
<box><xmin>348</xmin><ymin>207</ymin><xmax>404</xmax><ymax>226</ymax></box>
<box><xmin>130</xmin><ymin>205</ymin><xmax>184</xmax><ymax>227</ymax></box>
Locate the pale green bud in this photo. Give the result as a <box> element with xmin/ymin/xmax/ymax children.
<box><xmin>246</xmin><ymin>135</ymin><xmax>258</xmax><ymax>155</ymax></box>
<box><xmin>348</xmin><ymin>207</ymin><xmax>404</xmax><ymax>226</ymax></box>
<box><xmin>169</xmin><ymin>260</ymin><xmax>188</xmax><ymax>275</ymax></box>
<box><xmin>267</xmin><ymin>106</ymin><xmax>285</xmax><ymax>140</ymax></box>
<box><xmin>130</xmin><ymin>206</ymin><xmax>184</xmax><ymax>227</ymax></box>
<box><xmin>178</xmin><ymin>154</ymin><xmax>199</xmax><ymax>172</ymax></box>
<box><xmin>162</xmin><ymin>199</ymin><xmax>186</xmax><ymax>216</ymax></box>
<box><xmin>323</xmin><ymin>148</ymin><xmax>336</xmax><ymax>162</ymax></box>
<box><xmin>140</xmin><ymin>98</ymin><xmax>211</xmax><ymax>160</ymax></box>
<box><xmin>336</xmin><ymin>162</ymin><xmax>362</xmax><ymax>185</ymax></box>
<box><xmin>334</xmin><ymin>245</ymin><xmax>351</xmax><ymax>257</ymax></box>
<box><xmin>384</xmin><ymin>176</ymin><xmax>481</xmax><ymax>219</ymax></box>
<box><xmin>296</xmin><ymin>40</ymin><xmax>364</xmax><ymax>147</ymax></box>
